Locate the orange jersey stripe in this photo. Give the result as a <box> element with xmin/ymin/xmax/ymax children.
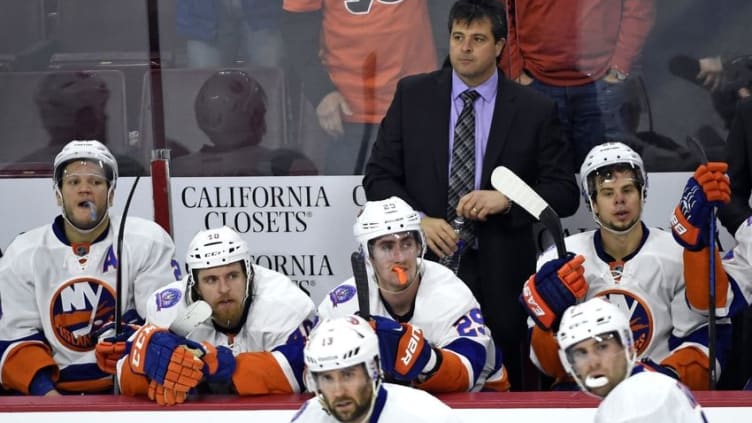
<box><xmin>415</xmin><ymin>349</ymin><xmax>470</xmax><ymax>393</ymax></box>
<box><xmin>1</xmin><ymin>342</ymin><xmax>58</xmax><ymax>394</ymax></box>
<box><xmin>232</xmin><ymin>352</ymin><xmax>294</xmax><ymax>395</ymax></box>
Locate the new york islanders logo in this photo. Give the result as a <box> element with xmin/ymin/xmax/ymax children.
<box><xmin>597</xmin><ymin>289</ymin><xmax>654</xmax><ymax>355</ymax></box>
<box><xmin>50</xmin><ymin>277</ymin><xmax>116</xmax><ymax>351</ymax></box>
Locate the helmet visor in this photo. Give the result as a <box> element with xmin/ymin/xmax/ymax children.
<box><xmin>368</xmin><ymin>231</ymin><xmax>421</xmax><ymax>261</ymax></box>
<box><xmin>564</xmin><ymin>332</ymin><xmax>625</xmax><ymax>370</ymax></box>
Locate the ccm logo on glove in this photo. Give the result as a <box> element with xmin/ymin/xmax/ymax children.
<box><xmin>131</xmin><ymin>323</ymin><xmax>158</xmax><ymax>370</ymax></box>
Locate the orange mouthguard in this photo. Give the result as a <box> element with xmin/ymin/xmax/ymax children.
<box><xmin>392</xmin><ymin>266</ymin><xmax>408</xmax><ymax>285</ymax></box>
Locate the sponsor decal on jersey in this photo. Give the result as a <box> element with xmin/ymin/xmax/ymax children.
<box><xmin>329</xmin><ymin>285</ymin><xmax>356</xmax><ymax>307</ymax></box>
<box><xmin>50</xmin><ymin>277</ymin><xmax>117</xmax><ymax>352</ymax></box>
<box><xmin>155</xmin><ymin>287</ymin><xmax>182</xmax><ymax>311</ymax></box>
<box><xmin>598</xmin><ymin>289</ymin><xmax>654</xmax><ymax>355</ymax></box>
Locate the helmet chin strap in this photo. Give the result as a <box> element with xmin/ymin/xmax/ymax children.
<box><xmin>588</xmin><ymin>199</ymin><xmax>641</xmax><ymax>236</ymax></box>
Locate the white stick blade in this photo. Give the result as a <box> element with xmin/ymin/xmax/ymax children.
<box><xmin>491</xmin><ymin>166</ymin><xmax>548</xmax><ymax>218</ymax></box>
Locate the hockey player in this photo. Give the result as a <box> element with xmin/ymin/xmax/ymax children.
<box><xmin>558</xmin><ymin>298</ymin><xmax>708</xmax><ymax>422</ymax></box>
<box><xmin>291</xmin><ymin>315</ymin><xmax>461</xmax><ymax>423</ymax></box>
<box><xmin>117</xmin><ymin>226</ymin><xmax>317</xmax><ymax>406</ymax></box>
<box><xmin>520</xmin><ymin>142</ymin><xmax>730</xmax><ymax>390</ymax></box>
<box><xmin>318</xmin><ymin>196</ymin><xmax>509</xmax><ymax>392</ymax></box>
<box><xmin>0</xmin><ymin>140</ymin><xmax>180</xmax><ymax>395</ymax></box>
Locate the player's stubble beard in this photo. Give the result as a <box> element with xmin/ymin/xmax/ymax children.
<box><xmin>327</xmin><ymin>382</ymin><xmax>373</xmax><ymax>423</ymax></box>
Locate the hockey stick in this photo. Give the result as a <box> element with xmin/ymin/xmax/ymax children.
<box><xmin>491</xmin><ymin>166</ymin><xmax>567</xmax><ymax>259</ymax></box>
<box><xmin>686</xmin><ymin>135</ymin><xmax>718</xmax><ymax>390</ymax></box>
<box><xmin>350</xmin><ymin>251</ymin><xmax>371</xmax><ymax>320</ymax></box>
<box><xmin>113</xmin><ymin>175</ymin><xmax>140</xmax><ymax>394</ymax></box>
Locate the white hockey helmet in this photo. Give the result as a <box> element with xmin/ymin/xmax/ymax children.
<box><xmin>353</xmin><ymin>196</ymin><xmax>426</xmax><ymax>258</ymax></box>
<box><xmin>53</xmin><ymin>139</ymin><xmax>118</xmax><ymax>190</ymax></box>
<box><xmin>557</xmin><ymin>297</ymin><xmax>636</xmax><ymax>396</ymax></box>
<box><xmin>304</xmin><ymin>315</ymin><xmax>382</xmax><ymax>398</ymax></box>
<box><xmin>579</xmin><ymin>142</ymin><xmax>647</xmax><ymax>211</ymax></box>
<box><xmin>185</xmin><ymin>226</ymin><xmax>253</xmax><ymax>304</ymax></box>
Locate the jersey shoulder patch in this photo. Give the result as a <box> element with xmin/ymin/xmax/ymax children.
<box><xmin>329</xmin><ymin>284</ymin><xmax>356</xmax><ymax>307</ymax></box>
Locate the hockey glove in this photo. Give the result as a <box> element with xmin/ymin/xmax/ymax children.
<box><xmin>520</xmin><ymin>253</ymin><xmax>588</xmax><ymax>331</ymax></box>
<box><xmin>671</xmin><ymin>162</ymin><xmax>730</xmax><ymax>251</ymax></box>
<box><xmin>148</xmin><ymin>380</ymin><xmax>188</xmax><ymax>406</ymax></box>
<box><xmin>369</xmin><ymin>315</ymin><xmax>434</xmax><ymax>382</ymax></box>
<box><xmin>95</xmin><ymin>321</ymin><xmax>138</xmax><ymax>375</ymax></box>
<box><xmin>128</xmin><ymin>324</ymin><xmax>204</xmax><ymax>393</ymax></box>
<box><xmin>199</xmin><ymin>342</ymin><xmax>236</xmax><ymax>384</ymax></box>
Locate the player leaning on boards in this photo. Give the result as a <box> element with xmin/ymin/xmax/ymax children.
<box><xmin>520</xmin><ymin>142</ymin><xmax>730</xmax><ymax>390</ymax></box>
<box><xmin>0</xmin><ymin>140</ymin><xmax>180</xmax><ymax>395</ymax></box>
<box><xmin>318</xmin><ymin>196</ymin><xmax>508</xmax><ymax>392</ymax></box>
<box><xmin>291</xmin><ymin>315</ymin><xmax>461</xmax><ymax>423</ymax></box>
<box><xmin>114</xmin><ymin>226</ymin><xmax>316</xmax><ymax>405</ymax></box>
<box><xmin>558</xmin><ymin>298</ymin><xmax>708</xmax><ymax>423</ymax></box>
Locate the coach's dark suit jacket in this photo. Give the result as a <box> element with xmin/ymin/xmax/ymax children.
<box><xmin>363</xmin><ymin>68</ymin><xmax>579</xmax><ymax>356</ymax></box>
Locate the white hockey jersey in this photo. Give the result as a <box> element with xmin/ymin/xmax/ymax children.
<box><xmin>718</xmin><ymin>217</ymin><xmax>752</xmax><ymax>317</ymax></box>
<box><xmin>531</xmin><ymin>226</ymin><xmax>727</xmax><ymax>376</ymax></box>
<box><xmin>135</xmin><ymin>264</ymin><xmax>317</xmax><ymax>394</ymax></box>
<box><xmin>0</xmin><ymin>215</ymin><xmax>179</xmax><ymax>394</ymax></box>
<box><xmin>595</xmin><ymin>371</ymin><xmax>708</xmax><ymax>423</ymax></box>
<box><xmin>290</xmin><ymin>382</ymin><xmax>461</xmax><ymax>423</ymax></box>
<box><xmin>319</xmin><ymin>260</ymin><xmax>505</xmax><ymax>392</ymax></box>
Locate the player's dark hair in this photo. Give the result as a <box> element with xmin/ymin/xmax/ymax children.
<box><xmin>586</xmin><ymin>163</ymin><xmax>645</xmax><ymax>203</ymax></box>
<box><xmin>448</xmin><ymin>0</ymin><xmax>507</xmax><ymax>42</ymax></box>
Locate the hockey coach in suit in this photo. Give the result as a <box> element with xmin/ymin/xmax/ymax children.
<box><xmin>363</xmin><ymin>0</ymin><xmax>579</xmax><ymax>389</ymax></box>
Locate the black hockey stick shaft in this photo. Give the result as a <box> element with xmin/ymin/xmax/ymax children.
<box><xmin>540</xmin><ymin>207</ymin><xmax>567</xmax><ymax>259</ymax></box>
<box><xmin>351</xmin><ymin>251</ymin><xmax>370</xmax><ymax>320</ymax></box>
<box><xmin>115</xmin><ymin>176</ymin><xmax>140</xmax><ymax>334</ymax></box>
<box><xmin>113</xmin><ymin>176</ymin><xmax>140</xmax><ymax>395</ymax></box>
<box><xmin>685</xmin><ymin>136</ymin><xmax>717</xmax><ymax>390</ymax></box>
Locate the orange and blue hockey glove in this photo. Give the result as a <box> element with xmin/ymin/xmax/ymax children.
<box><xmin>369</xmin><ymin>316</ymin><xmax>434</xmax><ymax>382</ymax></box>
<box><xmin>671</xmin><ymin>162</ymin><xmax>730</xmax><ymax>251</ymax></box>
<box><xmin>520</xmin><ymin>253</ymin><xmax>588</xmax><ymax>331</ymax></box>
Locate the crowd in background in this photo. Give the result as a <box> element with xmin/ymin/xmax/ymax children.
<box><xmin>0</xmin><ymin>0</ymin><xmax>749</xmax><ymax>177</ymax></box>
